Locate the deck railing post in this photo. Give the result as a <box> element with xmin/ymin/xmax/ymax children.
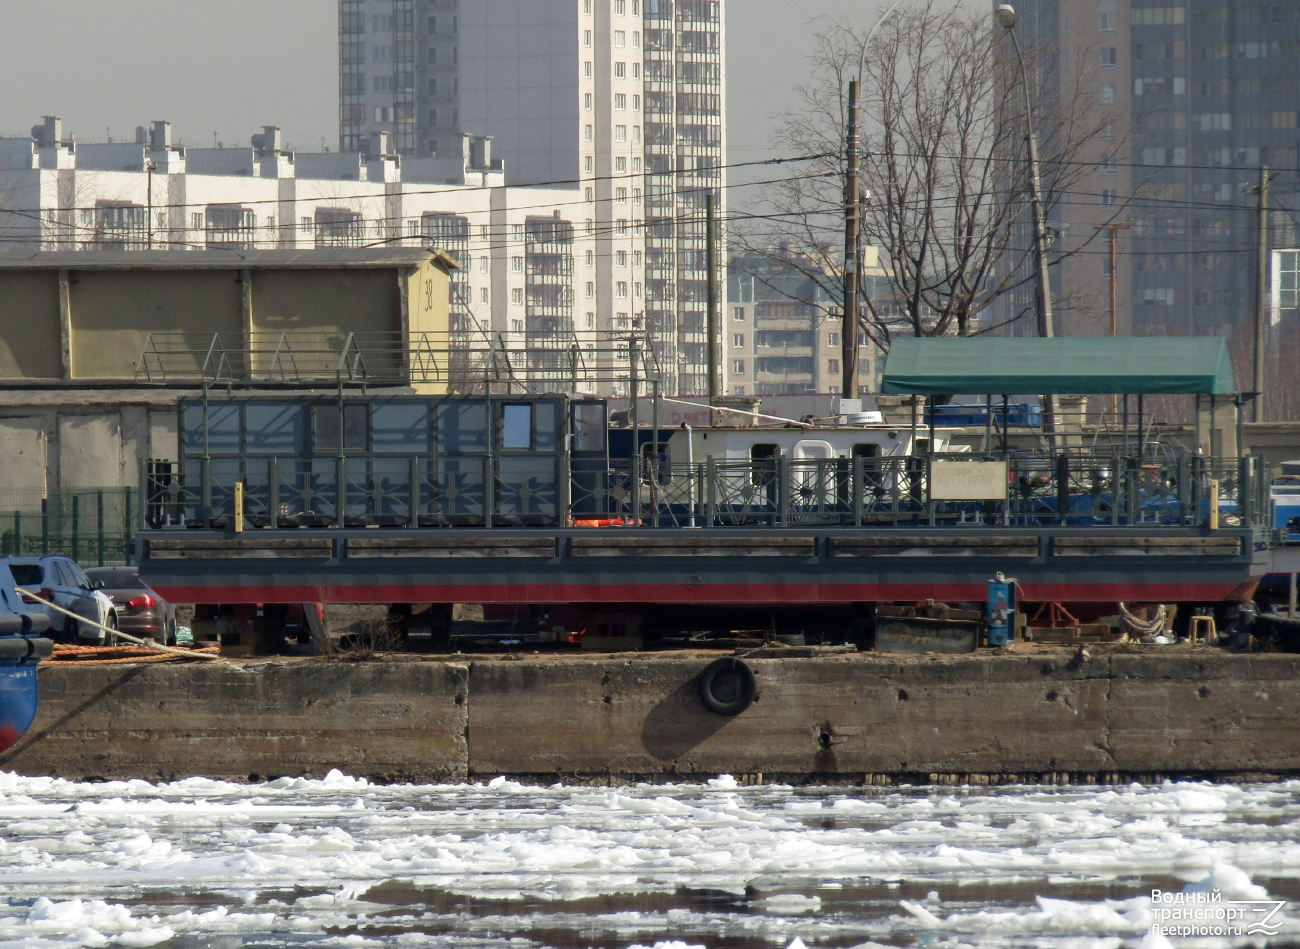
<box><xmin>484</xmin><ymin>455</ymin><xmax>494</xmax><ymax>528</ymax></box>
<box><xmin>1056</xmin><ymin>452</ymin><xmax>1070</xmax><ymax>526</ymax></box>
<box><xmin>631</xmin><ymin>453</ymin><xmax>642</xmax><ymax>526</ymax></box>
<box><xmin>853</xmin><ymin>455</ymin><xmax>863</xmax><ymax>527</ymax></box>
<box><xmin>705</xmin><ymin>455</ymin><xmax>717</xmax><ymax>527</ymax></box>
<box><xmin>269</xmin><ymin>457</ymin><xmax>280</xmax><ymax>529</ymax></box>
<box><xmin>335</xmin><ymin>456</ymin><xmax>347</xmax><ymax>529</ymax></box>
<box><xmin>409</xmin><ymin>456</ymin><xmax>420</xmax><ymax>529</ymax></box>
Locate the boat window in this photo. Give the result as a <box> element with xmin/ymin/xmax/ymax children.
<box><xmin>750</xmin><ymin>443</ymin><xmax>778</xmax><ymax>485</ymax></box>
<box><xmin>641</xmin><ymin>442</ymin><xmax>670</xmax><ymax>484</ymax></box>
<box><xmin>246</xmin><ymin>404</ymin><xmax>304</xmax><ymax>454</ymax></box>
<box><xmin>438</xmin><ymin>403</ymin><xmax>487</xmax><ymax>453</ymax></box>
<box><xmin>502</xmin><ymin>404</ymin><xmax>533</xmax><ymax>450</ymax></box>
<box><xmin>534</xmin><ymin>402</ymin><xmax>558</xmax><ymax>451</ymax></box>
<box><xmin>852</xmin><ymin>443</ymin><xmax>880</xmax><ymax>458</ymax></box>
<box><xmin>205</xmin><ymin>404</ymin><xmax>242</xmax><ymax>453</ymax></box>
<box><xmin>372</xmin><ymin>403</ymin><xmax>430</xmax><ymax>452</ymax></box>
<box><xmin>571</xmin><ymin>403</ymin><xmax>606</xmax><ymax>452</ymax></box>
<box><xmin>315</xmin><ymin>404</ymin><xmax>367</xmax><ymax>452</ymax></box>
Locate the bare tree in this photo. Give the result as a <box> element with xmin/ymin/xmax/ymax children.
<box><xmin>739</xmin><ymin>0</ymin><xmax>1126</xmax><ymax>350</ymax></box>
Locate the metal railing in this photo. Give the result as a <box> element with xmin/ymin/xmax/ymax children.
<box><xmin>0</xmin><ymin>488</ymin><xmax>137</xmax><ymax>565</ymax></box>
<box><xmin>143</xmin><ymin>452</ymin><xmax>1268</xmax><ymax>532</ymax></box>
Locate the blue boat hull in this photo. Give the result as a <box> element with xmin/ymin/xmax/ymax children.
<box><xmin>0</xmin><ymin>663</ymin><xmax>38</xmax><ymax>753</ymax></box>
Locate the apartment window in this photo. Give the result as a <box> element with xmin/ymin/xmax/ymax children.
<box><xmin>428</xmin><ymin>15</ymin><xmax>437</xmax><ymax>34</ymax></box>
<box><xmin>632</xmin><ymin>95</ymin><xmax>640</xmax><ymax>110</ymax></box>
<box><xmin>512</xmin><ymin>256</ymin><xmax>523</xmax><ymax>273</ymax></box>
<box><xmin>616</xmin><ymin>281</ymin><xmax>629</xmax><ymax>298</ymax></box>
<box><xmin>481</xmin><ymin>225</ymin><xmax>490</xmax><ymax>239</ymax></box>
<box><xmin>633</xmin><ymin>31</ymin><xmax>639</xmax><ymax>47</ymax></box>
<box><xmin>1101</xmin><ymin>120</ymin><xmax>1115</xmax><ymax>139</ymax></box>
<box><xmin>480</xmin><ymin>257</ymin><xmax>489</xmax><ymax>273</ymax></box>
<box><xmin>1143</xmin><ymin>288</ymin><xmax>1176</xmax><ymax>305</ymax></box>
<box><xmin>1101</xmin><ymin>83</ymin><xmax>1116</xmax><ymax>103</ymax></box>
<box><xmin>616</xmin><ymin>250</ymin><xmax>628</xmax><ymax>266</ymax></box>
<box><xmin>1102</xmin><ymin>188</ymin><xmax>1118</xmax><ymax>206</ymax></box>
<box><xmin>584</xmin><ymin>61</ymin><xmax>592</xmax><ymax>78</ymax></box>
<box><xmin>585</xmin><ymin>219</ymin><xmax>594</xmax><ymax>235</ymax></box>
<box><xmin>584</xmin><ymin>187</ymin><xmax>594</xmax><ymax>202</ymax></box>
<box><xmin>512</xmin><ymin>224</ymin><xmax>524</xmax><ymax>240</ymax></box>
<box><xmin>1100</xmin><ymin>12</ymin><xmax>1116</xmax><ymax>32</ymax></box>
<box><xmin>375</xmin><ymin>106</ymin><xmax>392</xmax><ymax>122</ymax></box>
<box><xmin>585</xmin><ymin>125</ymin><xmax>593</xmax><ymax>142</ymax></box>
<box><xmin>1101</xmin><ymin>154</ymin><xmax>1118</xmax><ymax>174</ymax></box>
<box><xmin>584</xmin><ymin>30</ymin><xmax>592</xmax><ymax>46</ymax></box>
<box><xmin>615</xmin><ymin>0</ymin><xmax>626</xmax><ymax>13</ymax></box>
<box><xmin>586</xmin><ymin>282</ymin><xmax>595</xmax><ymax>298</ymax></box>
<box><xmin>633</xmin><ymin>250</ymin><xmax>642</xmax><ymax>267</ymax></box>
<box><xmin>1100</xmin><ymin>47</ymin><xmax>1118</xmax><ymax>68</ymax></box>
<box><xmin>586</xmin><ymin>312</ymin><xmax>596</xmax><ymax>329</ymax></box>
<box><xmin>427</xmin><ymin>108</ymin><xmax>438</xmax><ymax>126</ymax></box>
<box><xmin>511</xmin><ymin>319</ymin><xmax>524</xmax><ymax>333</ymax></box>
<box><xmin>511</xmin><ymin>288</ymin><xmax>524</xmax><ymax>305</ymax></box>
<box><xmin>614</xmin><ymin>30</ymin><xmax>626</xmax><ymax>46</ymax></box>
<box><xmin>633</xmin><ymin>126</ymin><xmax>641</xmax><ymax>142</ymax></box>
<box><xmin>632</xmin><ymin>157</ymin><xmax>641</xmax><ymax>172</ymax></box>
<box><xmin>616</xmin><ymin>187</ymin><xmax>628</xmax><ymax>203</ymax></box>
<box><xmin>828</xmin><ymin>359</ymin><xmax>840</xmax><ymax>375</ymax></box>
<box><xmin>616</xmin><ymin>219</ymin><xmax>628</xmax><ymax>235</ymax></box>
<box><xmin>586</xmin><ymin>249</ymin><xmax>595</xmax><ymax>266</ymax></box>
<box><xmin>585</xmin><ymin>155</ymin><xmax>594</xmax><ymax>173</ymax></box>
<box><xmin>733</xmin><ymin>306</ymin><xmax>745</xmax><ymax>321</ymax></box>
<box><xmin>584</xmin><ymin>0</ymin><xmax>591</xmax><ymax>12</ymax></box>
<box><xmin>732</xmin><ymin>334</ymin><xmax>745</xmax><ymax>347</ymax></box>
<box><xmin>615</xmin><ymin>126</ymin><xmax>627</xmax><ymax>142</ymax></box>
<box><xmin>828</xmin><ymin>333</ymin><xmax>840</xmax><ymax>346</ymax></box>
<box><xmin>633</xmin><ymin>63</ymin><xmax>640</xmax><ymax>78</ymax></box>
<box><xmin>427</xmin><ymin>77</ymin><xmax>438</xmax><ymax>95</ymax></box>
<box><xmin>633</xmin><ymin>189</ymin><xmax>642</xmax><ymax>203</ymax></box>
<box><xmin>480</xmin><ymin>288</ymin><xmax>489</xmax><ymax>304</ymax></box>
<box><xmin>615</xmin><ymin>157</ymin><xmax>627</xmax><ymax>172</ymax></box>
<box><xmin>190</xmin><ymin>212</ymin><xmax>203</xmax><ymax>230</ymax></box>
<box><xmin>615</xmin><ymin>62</ymin><xmax>626</xmax><ymax>78</ymax></box>
<box><xmin>634</xmin><ymin>282</ymin><xmax>642</xmax><ymax>297</ymax></box>
<box><xmin>300</xmin><ymin>216</ymin><xmax>312</xmax><ymax>233</ymax></box>
<box><xmin>733</xmin><ymin>359</ymin><xmax>745</xmax><ymax>374</ymax></box>
<box><xmin>585</xmin><ymin>93</ymin><xmax>593</xmax><ymax>110</ymax></box>
<box><xmin>614</xmin><ymin>93</ymin><xmax>627</xmax><ymax>110</ymax></box>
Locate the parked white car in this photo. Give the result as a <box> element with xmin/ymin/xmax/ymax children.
<box><xmin>0</xmin><ymin>556</ymin><xmax>118</xmax><ymax>645</ymax></box>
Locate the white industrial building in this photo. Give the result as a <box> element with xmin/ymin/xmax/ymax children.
<box><xmin>339</xmin><ymin>0</ymin><xmax>725</xmax><ymax>396</ymax></box>
<box><xmin>0</xmin><ymin>116</ymin><xmax>652</xmax><ymax>394</ymax></box>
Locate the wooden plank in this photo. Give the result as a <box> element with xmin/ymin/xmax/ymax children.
<box><xmin>1054</xmin><ymin>536</ymin><xmax>1241</xmax><ymax>557</ymax></box>
<box><xmin>829</xmin><ymin>536</ymin><xmax>1038</xmax><ymax>558</ymax></box>
<box><xmin>570</xmin><ymin>535</ymin><xmax>815</xmax><ymax>557</ymax></box>
<box><xmin>347</xmin><ymin>537</ymin><xmax>556</xmax><ymax>559</ymax></box>
<box><xmin>147</xmin><ymin>537</ymin><xmax>333</xmax><ymax>560</ymax></box>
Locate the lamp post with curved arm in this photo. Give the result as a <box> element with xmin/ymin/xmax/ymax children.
<box><xmin>995</xmin><ymin>2</ymin><xmax>1055</xmax><ymax>341</ymax></box>
<box><xmin>842</xmin><ymin>0</ymin><xmax>908</xmax><ymax>399</ymax></box>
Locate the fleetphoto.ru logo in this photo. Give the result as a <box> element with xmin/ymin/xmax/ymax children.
<box><xmin>1151</xmin><ymin>889</ymin><xmax>1288</xmax><ymax>938</ymax></box>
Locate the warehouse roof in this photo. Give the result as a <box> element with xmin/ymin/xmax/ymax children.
<box><xmin>0</xmin><ymin>248</ymin><xmax>457</xmax><ymax>270</ymax></box>
<box><xmin>880</xmin><ymin>336</ymin><xmax>1237</xmax><ymax>395</ymax></box>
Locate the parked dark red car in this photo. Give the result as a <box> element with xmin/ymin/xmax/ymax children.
<box><xmin>83</xmin><ymin>567</ymin><xmax>177</xmax><ymax>644</ymax></box>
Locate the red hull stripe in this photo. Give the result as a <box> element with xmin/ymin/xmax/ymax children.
<box><xmin>150</xmin><ymin>581</ymin><xmax>1249</xmax><ymax>605</ymax></box>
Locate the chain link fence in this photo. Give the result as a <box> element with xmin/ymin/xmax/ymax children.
<box><xmin>0</xmin><ymin>488</ymin><xmax>137</xmax><ymax>567</ymax></box>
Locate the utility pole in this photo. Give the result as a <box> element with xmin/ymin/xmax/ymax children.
<box><xmin>1254</xmin><ymin>165</ymin><xmax>1269</xmax><ymax>423</ymax></box>
<box><xmin>1095</xmin><ymin>222</ymin><xmax>1129</xmax><ymax>424</ymax></box>
<box><xmin>842</xmin><ymin>79</ymin><xmax>861</xmax><ymax>399</ymax></box>
<box><xmin>705</xmin><ymin>191</ymin><xmax>720</xmax><ymax>400</ymax></box>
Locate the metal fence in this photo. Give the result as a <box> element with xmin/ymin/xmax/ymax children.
<box><xmin>143</xmin><ymin>451</ymin><xmax>1269</xmax><ymax>532</ymax></box>
<box><xmin>0</xmin><ymin>488</ymin><xmax>137</xmax><ymax>565</ymax></box>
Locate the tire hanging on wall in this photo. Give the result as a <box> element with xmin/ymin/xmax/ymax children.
<box><xmin>699</xmin><ymin>657</ymin><xmax>756</xmax><ymax>716</ymax></box>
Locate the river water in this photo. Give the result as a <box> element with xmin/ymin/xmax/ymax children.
<box><xmin>0</xmin><ymin>771</ymin><xmax>1297</xmax><ymax>948</ymax></box>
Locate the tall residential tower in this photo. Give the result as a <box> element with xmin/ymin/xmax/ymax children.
<box><xmin>340</xmin><ymin>0</ymin><xmax>725</xmax><ymax>395</ymax></box>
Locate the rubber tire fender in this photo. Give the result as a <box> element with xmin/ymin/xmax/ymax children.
<box><xmin>698</xmin><ymin>657</ymin><xmax>756</xmax><ymax>716</ymax></box>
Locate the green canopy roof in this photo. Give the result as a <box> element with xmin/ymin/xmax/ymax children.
<box><xmin>879</xmin><ymin>336</ymin><xmax>1236</xmax><ymax>395</ymax></box>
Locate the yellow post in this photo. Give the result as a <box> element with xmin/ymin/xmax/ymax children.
<box><xmin>234</xmin><ymin>482</ymin><xmax>245</xmax><ymax>533</ymax></box>
<box><xmin>1208</xmin><ymin>479</ymin><xmax>1219</xmax><ymax>530</ymax></box>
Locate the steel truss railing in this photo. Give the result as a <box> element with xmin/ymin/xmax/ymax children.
<box><xmin>144</xmin><ymin>451</ymin><xmax>1269</xmax><ymax>531</ymax></box>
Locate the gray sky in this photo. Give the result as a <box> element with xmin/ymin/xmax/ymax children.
<box><xmin>0</xmin><ymin>0</ymin><xmax>864</xmax><ymax>193</ymax></box>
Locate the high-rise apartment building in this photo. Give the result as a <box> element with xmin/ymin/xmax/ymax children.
<box><xmin>339</xmin><ymin>0</ymin><xmax>725</xmax><ymax>395</ymax></box>
<box><xmin>1006</xmin><ymin>0</ymin><xmax>1299</xmax><ymax>415</ymax></box>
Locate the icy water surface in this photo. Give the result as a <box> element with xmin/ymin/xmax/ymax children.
<box><xmin>0</xmin><ymin>771</ymin><xmax>1298</xmax><ymax>948</ymax></box>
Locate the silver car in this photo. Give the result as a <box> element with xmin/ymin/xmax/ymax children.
<box><xmin>0</xmin><ymin>556</ymin><xmax>119</xmax><ymax>645</ymax></box>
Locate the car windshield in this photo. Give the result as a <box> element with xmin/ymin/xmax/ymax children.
<box><xmin>8</xmin><ymin>564</ymin><xmax>43</xmax><ymax>586</ymax></box>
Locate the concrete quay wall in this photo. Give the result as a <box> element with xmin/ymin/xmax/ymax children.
<box><xmin>3</xmin><ymin>653</ymin><xmax>1298</xmax><ymax>784</ymax></box>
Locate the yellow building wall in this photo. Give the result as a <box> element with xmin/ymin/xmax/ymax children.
<box><xmin>69</xmin><ymin>271</ymin><xmax>242</xmax><ymax>379</ymax></box>
<box><xmin>405</xmin><ymin>258</ymin><xmax>452</xmax><ymax>395</ymax></box>
<box><xmin>0</xmin><ymin>272</ymin><xmax>63</xmax><ymax>379</ymax></box>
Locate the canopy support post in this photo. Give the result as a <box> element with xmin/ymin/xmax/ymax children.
<box><xmin>1001</xmin><ymin>395</ymin><xmax>1009</xmax><ymax>456</ymax></box>
<box><xmin>1122</xmin><ymin>394</ymin><xmax>1129</xmax><ymax>457</ymax></box>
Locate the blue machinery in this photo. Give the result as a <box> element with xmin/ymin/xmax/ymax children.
<box><xmin>986</xmin><ymin>575</ymin><xmax>1017</xmax><ymax>647</ymax></box>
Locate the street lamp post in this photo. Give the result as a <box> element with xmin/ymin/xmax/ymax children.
<box><xmin>996</xmin><ymin>2</ymin><xmax>1057</xmax><ymax>444</ymax></box>
<box><xmin>842</xmin><ymin>0</ymin><xmax>908</xmax><ymax>400</ymax></box>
